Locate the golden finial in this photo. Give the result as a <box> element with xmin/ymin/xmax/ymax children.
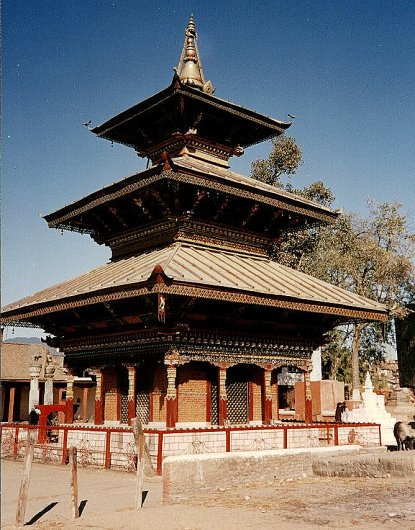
<box><xmin>176</xmin><ymin>15</ymin><xmax>214</xmax><ymax>94</ymax></box>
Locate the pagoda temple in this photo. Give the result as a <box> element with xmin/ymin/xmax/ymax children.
<box><xmin>2</xmin><ymin>17</ymin><xmax>387</xmax><ymax>428</ymax></box>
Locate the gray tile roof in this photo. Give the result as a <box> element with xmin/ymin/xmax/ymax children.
<box><xmin>2</xmin><ymin>243</ymin><xmax>386</xmax><ymax>320</ymax></box>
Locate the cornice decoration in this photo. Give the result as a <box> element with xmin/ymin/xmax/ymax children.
<box><xmin>58</xmin><ymin>330</ymin><xmax>318</xmax><ymax>365</ymax></box>
<box><xmin>46</xmin><ymin>169</ymin><xmax>335</xmax><ymax>231</ymax></box>
<box><xmin>2</xmin><ymin>278</ymin><xmax>386</xmax><ymax>326</ymax></box>
<box><xmin>138</xmin><ymin>135</ymin><xmax>232</xmax><ymax>163</ymax></box>
<box><xmin>107</xmin><ymin>218</ymin><xmax>270</xmax><ymax>258</ymax></box>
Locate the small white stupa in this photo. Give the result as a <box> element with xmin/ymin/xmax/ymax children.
<box><xmin>347</xmin><ymin>372</ymin><xmax>396</xmax><ymax>445</ymax></box>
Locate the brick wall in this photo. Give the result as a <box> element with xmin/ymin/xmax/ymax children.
<box><xmin>178</xmin><ymin>364</ymin><xmax>208</xmax><ymax>422</ymax></box>
<box><xmin>251</xmin><ymin>369</ymin><xmax>262</xmax><ymax>421</ymax></box>
<box><xmin>151</xmin><ymin>365</ymin><xmax>167</xmax><ymax>422</ymax></box>
<box><xmin>104</xmin><ymin>368</ymin><xmax>118</xmax><ymax>421</ymax></box>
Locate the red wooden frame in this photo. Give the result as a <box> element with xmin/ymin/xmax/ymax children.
<box><xmin>2</xmin><ymin>421</ymin><xmax>382</xmax><ymax>477</ymax></box>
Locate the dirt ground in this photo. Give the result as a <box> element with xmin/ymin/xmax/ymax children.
<box><xmin>2</xmin><ymin>458</ymin><xmax>415</xmax><ymax>529</ymax></box>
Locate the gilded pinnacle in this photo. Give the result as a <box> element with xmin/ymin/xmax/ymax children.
<box><xmin>176</xmin><ymin>15</ymin><xmax>214</xmax><ymax>94</ymax></box>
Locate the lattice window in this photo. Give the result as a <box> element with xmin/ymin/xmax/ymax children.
<box><xmin>120</xmin><ymin>394</ymin><xmax>129</xmax><ymax>424</ymax></box>
<box><xmin>210</xmin><ymin>380</ymin><xmax>219</xmax><ymax>425</ymax></box>
<box><xmin>226</xmin><ymin>381</ymin><xmax>248</xmax><ymax>424</ymax></box>
<box><xmin>136</xmin><ymin>393</ymin><xmax>150</xmax><ymax>425</ymax></box>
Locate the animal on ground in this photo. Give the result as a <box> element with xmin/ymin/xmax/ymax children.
<box><xmin>393</xmin><ymin>421</ymin><xmax>414</xmax><ymax>451</ymax></box>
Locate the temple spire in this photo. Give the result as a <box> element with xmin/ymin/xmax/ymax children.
<box><xmin>176</xmin><ymin>15</ymin><xmax>214</xmax><ymax>94</ymax></box>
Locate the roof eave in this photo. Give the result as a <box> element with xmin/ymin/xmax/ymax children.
<box><xmin>1</xmin><ymin>279</ymin><xmax>388</xmax><ymax>328</ymax></box>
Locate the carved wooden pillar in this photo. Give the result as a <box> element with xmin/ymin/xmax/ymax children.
<box><xmin>304</xmin><ymin>367</ymin><xmax>313</xmax><ymax>424</ymax></box>
<box><xmin>166</xmin><ymin>364</ymin><xmax>178</xmax><ymax>428</ymax></box>
<box><xmin>218</xmin><ymin>366</ymin><xmax>227</xmax><ymax>426</ymax></box>
<box><xmin>65</xmin><ymin>371</ymin><xmax>74</xmax><ymax>424</ymax></box>
<box><xmin>127</xmin><ymin>366</ymin><xmax>136</xmax><ymax>425</ymax></box>
<box><xmin>94</xmin><ymin>369</ymin><xmax>104</xmax><ymax>425</ymax></box>
<box><xmin>262</xmin><ymin>367</ymin><xmax>273</xmax><ymax>425</ymax></box>
<box><xmin>29</xmin><ymin>359</ymin><xmax>42</xmax><ymax>412</ymax></box>
<box><xmin>44</xmin><ymin>359</ymin><xmax>55</xmax><ymax>405</ymax></box>
<box><xmin>81</xmin><ymin>386</ymin><xmax>89</xmax><ymax>422</ymax></box>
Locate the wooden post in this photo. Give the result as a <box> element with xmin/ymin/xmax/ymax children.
<box><xmin>69</xmin><ymin>447</ymin><xmax>79</xmax><ymax>518</ymax></box>
<box><xmin>131</xmin><ymin>417</ymin><xmax>145</xmax><ymax>509</ymax></box>
<box><xmin>14</xmin><ymin>427</ymin><xmax>20</xmax><ymax>459</ymax></box>
<box><xmin>82</xmin><ymin>386</ymin><xmax>89</xmax><ymax>423</ymax></box>
<box><xmin>218</xmin><ymin>366</ymin><xmax>227</xmax><ymax>426</ymax></box>
<box><xmin>304</xmin><ymin>369</ymin><xmax>313</xmax><ymax>424</ymax></box>
<box><xmin>104</xmin><ymin>430</ymin><xmax>111</xmax><ymax>469</ymax></box>
<box><xmin>15</xmin><ymin>430</ymin><xmax>36</xmax><ymax>526</ymax></box>
<box><xmin>8</xmin><ymin>387</ymin><xmax>16</xmax><ymax>423</ymax></box>
<box><xmin>94</xmin><ymin>369</ymin><xmax>104</xmax><ymax>425</ymax></box>
<box><xmin>165</xmin><ymin>365</ymin><xmax>177</xmax><ymax>428</ymax></box>
<box><xmin>62</xmin><ymin>429</ymin><xmax>69</xmax><ymax>464</ymax></box>
<box><xmin>65</xmin><ymin>372</ymin><xmax>75</xmax><ymax>424</ymax></box>
<box><xmin>127</xmin><ymin>366</ymin><xmax>137</xmax><ymax>425</ymax></box>
<box><xmin>156</xmin><ymin>432</ymin><xmax>164</xmax><ymax>476</ymax></box>
<box><xmin>262</xmin><ymin>368</ymin><xmax>273</xmax><ymax>425</ymax></box>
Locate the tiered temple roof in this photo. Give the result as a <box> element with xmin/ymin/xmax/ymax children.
<box><xmin>2</xmin><ymin>16</ymin><xmax>387</xmax><ymax>354</ymax></box>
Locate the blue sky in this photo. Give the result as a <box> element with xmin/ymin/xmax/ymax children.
<box><xmin>2</xmin><ymin>0</ymin><xmax>414</xmax><ymax>337</ymax></box>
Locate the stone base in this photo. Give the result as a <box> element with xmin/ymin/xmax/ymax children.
<box><xmin>162</xmin><ymin>446</ymin><xmax>362</xmax><ymax>501</ymax></box>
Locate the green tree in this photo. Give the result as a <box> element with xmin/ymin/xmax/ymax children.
<box><xmin>251</xmin><ymin>138</ymin><xmax>415</xmax><ymax>393</ymax></box>
<box><xmin>251</xmin><ymin>136</ymin><xmax>303</xmax><ymax>187</ymax></box>
<box><xmin>301</xmin><ymin>202</ymin><xmax>415</xmax><ymax>395</ymax></box>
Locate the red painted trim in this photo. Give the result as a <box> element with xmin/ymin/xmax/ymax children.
<box><xmin>206</xmin><ymin>381</ymin><xmax>211</xmax><ymax>422</ymax></box>
<box><xmin>105</xmin><ymin>430</ymin><xmax>111</xmax><ymax>468</ymax></box>
<box><xmin>378</xmin><ymin>424</ymin><xmax>382</xmax><ymax>446</ymax></box>
<box><xmin>218</xmin><ymin>368</ymin><xmax>227</xmax><ymax>426</ymax></box>
<box><xmin>166</xmin><ymin>398</ymin><xmax>177</xmax><ymax>428</ymax></box>
<box><xmin>62</xmin><ymin>429</ymin><xmax>68</xmax><ymax>464</ymax></box>
<box><xmin>14</xmin><ymin>427</ymin><xmax>19</xmax><ymax>459</ymax></box>
<box><xmin>219</xmin><ymin>399</ymin><xmax>227</xmax><ymax>426</ymax></box>
<box><xmin>1</xmin><ymin>421</ymin><xmax>382</xmax><ymax>434</ymax></box>
<box><xmin>305</xmin><ymin>399</ymin><xmax>313</xmax><ymax>424</ymax></box>
<box><xmin>264</xmin><ymin>399</ymin><xmax>272</xmax><ymax>425</ymax></box>
<box><xmin>334</xmin><ymin>425</ymin><xmax>339</xmax><ymax>446</ymax></box>
<box><xmin>95</xmin><ymin>399</ymin><xmax>104</xmax><ymax>425</ymax></box>
<box><xmin>226</xmin><ymin>428</ymin><xmax>231</xmax><ymax>452</ymax></box>
<box><xmin>0</xmin><ymin>422</ymin><xmax>382</xmax><ymax>478</ymax></box>
<box><xmin>157</xmin><ymin>432</ymin><xmax>164</xmax><ymax>475</ymax></box>
<box><xmin>65</xmin><ymin>398</ymin><xmax>74</xmax><ymax>424</ymax></box>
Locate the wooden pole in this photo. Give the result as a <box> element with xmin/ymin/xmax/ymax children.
<box><xmin>131</xmin><ymin>417</ymin><xmax>146</xmax><ymax>509</ymax></box>
<box><xmin>131</xmin><ymin>417</ymin><xmax>155</xmax><ymax>476</ymax></box>
<box><xmin>15</xmin><ymin>430</ymin><xmax>36</xmax><ymax>526</ymax></box>
<box><xmin>69</xmin><ymin>447</ymin><xmax>79</xmax><ymax>518</ymax></box>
